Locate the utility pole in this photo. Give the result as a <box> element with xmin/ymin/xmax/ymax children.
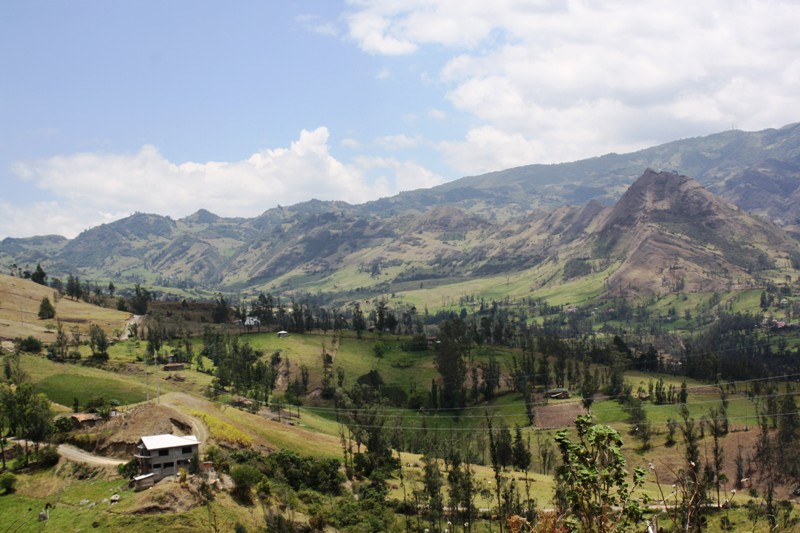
<box><xmin>156</xmin><ymin>348</ymin><xmax>160</xmax><ymax>404</ymax></box>
<box><xmin>144</xmin><ymin>348</ymin><xmax>150</xmax><ymax>402</ymax></box>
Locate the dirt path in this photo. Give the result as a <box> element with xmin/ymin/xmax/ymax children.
<box><xmin>119</xmin><ymin>314</ymin><xmax>144</xmax><ymax>340</ymax></box>
<box><xmin>57</xmin><ymin>444</ymin><xmax>126</xmax><ymax>466</ymax></box>
<box><xmin>10</xmin><ymin>439</ymin><xmax>126</xmax><ymax>467</ymax></box>
<box><xmin>158</xmin><ymin>392</ymin><xmax>211</xmax><ymax>445</ymax></box>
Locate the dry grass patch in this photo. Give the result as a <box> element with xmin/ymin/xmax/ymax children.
<box><xmin>0</xmin><ymin>273</ymin><xmax>129</xmax><ymax>342</ymax></box>
<box><xmin>189</xmin><ymin>410</ymin><xmax>253</xmax><ymax>448</ymax></box>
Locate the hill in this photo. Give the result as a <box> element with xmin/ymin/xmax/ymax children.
<box><xmin>591</xmin><ymin>169</ymin><xmax>800</xmax><ymax>294</ymax></box>
<box><xmin>2</xmin><ymin>124</ymin><xmax>800</xmax><ymax>307</ymax></box>
<box><xmin>378</xmin><ymin>122</ymin><xmax>800</xmax><ymax>222</ymax></box>
<box><xmin>0</xmin><ymin>274</ymin><xmax>131</xmax><ymax>343</ymax></box>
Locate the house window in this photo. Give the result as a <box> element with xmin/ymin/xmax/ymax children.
<box><xmin>158</xmin><ymin>449</ymin><xmax>169</xmax><ymax>456</ymax></box>
<box><xmin>152</xmin><ymin>464</ymin><xmax>161</xmax><ymax>469</ymax></box>
<box><xmin>163</xmin><ymin>462</ymin><xmax>174</xmax><ymax>469</ymax></box>
<box><xmin>181</xmin><ymin>446</ymin><xmax>193</xmax><ymax>454</ymax></box>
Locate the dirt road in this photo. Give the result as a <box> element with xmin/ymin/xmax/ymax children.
<box><xmin>119</xmin><ymin>314</ymin><xmax>145</xmax><ymax>340</ymax></box>
<box><xmin>10</xmin><ymin>439</ymin><xmax>126</xmax><ymax>467</ymax></box>
<box><xmin>159</xmin><ymin>392</ymin><xmax>211</xmax><ymax>445</ymax></box>
<box><xmin>57</xmin><ymin>444</ymin><xmax>126</xmax><ymax>466</ymax></box>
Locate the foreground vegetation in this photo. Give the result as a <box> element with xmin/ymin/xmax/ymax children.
<box><xmin>2</xmin><ymin>268</ymin><xmax>800</xmax><ymax>531</ymax></box>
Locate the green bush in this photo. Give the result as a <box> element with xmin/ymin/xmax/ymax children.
<box><xmin>230</xmin><ymin>464</ymin><xmax>262</xmax><ymax>499</ymax></box>
<box><xmin>17</xmin><ymin>335</ymin><xmax>43</xmax><ymax>353</ymax></box>
<box><xmin>0</xmin><ymin>472</ymin><xmax>16</xmax><ymax>494</ymax></box>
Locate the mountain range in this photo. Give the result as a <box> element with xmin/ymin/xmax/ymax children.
<box><xmin>3</xmin><ymin>123</ymin><xmax>800</xmax><ymax>304</ymax></box>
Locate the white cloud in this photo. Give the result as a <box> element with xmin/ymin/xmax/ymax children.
<box><xmin>346</xmin><ymin>0</ymin><xmax>800</xmax><ymax>171</ymax></box>
<box><xmin>351</xmin><ymin>155</ymin><xmax>445</xmax><ymax>192</ymax></box>
<box><xmin>428</xmin><ymin>108</ymin><xmax>447</xmax><ymax>120</ymax></box>
<box><xmin>2</xmin><ymin>128</ymin><xmax>441</xmax><ymax>238</ymax></box>
<box><xmin>346</xmin><ymin>8</ymin><xmax>417</xmax><ymax>55</ymax></box>
<box><xmin>375</xmin><ymin>67</ymin><xmax>392</xmax><ymax>80</ymax></box>
<box><xmin>438</xmin><ymin>126</ymin><xmax>548</xmax><ymax>175</ymax></box>
<box><xmin>296</xmin><ymin>14</ymin><xmax>340</xmax><ymax>37</ymax></box>
<box><xmin>375</xmin><ymin>134</ymin><xmax>421</xmax><ymax>150</ymax></box>
<box><xmin>341</xmin><ymin>137</ymin><xmax>361</xmax><ymax>149</ymax></box>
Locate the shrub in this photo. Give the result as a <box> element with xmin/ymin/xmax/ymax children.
<box><xmin>17</xmin><ymin>335</ymin><xmax>43</xmax><ymax>353</ymax></box>
<box><xmin>0</xmin><ymin>472</ymin><xmax>16</xmax><ymax>494</ymax></box>
<box><xmin>118</xmin><ymin>459</ymin><xmax>139</xmax><ymax>479</ymax></box>
<box><xmin>35</xmin><ymin>445</ymin><xmax>60</xmax><ymax>467</ymax></box>
<box><xmin>230</xmin><ymin>464</ymin><xmax>262</xmax><ymax>500</ymax></box>
<box><xmin>401</xmin><ymin>334</ymin><xmax>428</xmax><ymax>352</ymax></box>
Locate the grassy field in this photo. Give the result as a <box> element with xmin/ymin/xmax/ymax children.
<box><xmin>20</xmin><ymin>353</ymin><xmax>213</xmax><ymax>409</ymax></box>
<box><xmin>2</xmin><ymin>326</ymin><xmax>797</xmax><ymax>531</ymax></box>
<box><xmin>0</xmin><ymin>274</ymin><xmax>130</xmax><ymax>343</ymax></box>
<box><xmin>0</xmin><ymin>467</ymin><xmax>259</xmax><ymax>533</ymax></box>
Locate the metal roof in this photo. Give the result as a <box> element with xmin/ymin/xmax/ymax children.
<box><xmin>139</xmin><ymin>434</ymin><xmax>200</xmax><ymax>451</ymax></box>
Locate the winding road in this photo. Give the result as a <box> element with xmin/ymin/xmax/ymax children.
<box><xmin>57</xmin><ymin>444</ymin><xmax>126</xmax><ymax>466</ymax></box>
<box><xmin>9</xmin><ymin>439</ymin><xmax>126</xmax><ymax>467</ymax></box>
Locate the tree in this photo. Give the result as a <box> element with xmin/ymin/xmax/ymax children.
<box><xmin>421</xmin><ymin>454</ymin><xmax>444</xmax><ymax>532</ymax></box>
<box><xmin>707</xmin><ymin>406</ymin><xmax>727</xmax><ymax>508</ymax></box>
<box><xmin>130</xmin><ymin>283</ymin><xmax>151</xmax><ymax>315</ymax></box>
<box><xmin>554</xmin><ymin>415</ymin><xmax>648</xmax><ymax>533</ymax></box>
<box><xmin>230</xmin><ymin>464</ymin><xmax>263</xmax><ymax>501</ymax></box>
<box><xmin>481</xmin><ymin>355</ymin><xmax>501</xmax><ymax>401</ymax></box>
<box><xmin>30</xmin><ymin>263</ymin><xmax>47</xmax><ymax>285</ymax></box>
<box><xmin>6</xmin><ymin>383</ymin><xmax>53</xmax><ymax>465</ymax></box>
<box><xmin>671</xmin><ymin>404</ymin><xmax>708</xmax><ymax>531</ymax></box>
<box><xmin>435</xmin><ymin>318</ymin><xmax>470</xmax><ymax>409</ymax></box>
<box><xmin>627</xmin><ymin>397</ymin><xmax>652</xmax><ymax>450</ymax></box>
<box><xmin>447</xmin><ymin>449</ymin><xmax>476</xmax><ymax>531</ymax></box>
<box><xmin>511</xmin><ymin>425</ymin><xmax>532</xmax><ymax>472</ymax></box>
<box><xmin>89</xmin><ymin>324</ymin><xmax>109</xmax><ymax>360</ymax></box>
<box><xmin>352</xmin><ymin>303</ymin><xmax>366</xmax><ymax>339</ymax></box>
<box><xmin>680</xmin><ymin>380</ymin><xmax>689</xmax><ymax>403</ymax></box>
<box><xmin>212</xmin><ymin>294</ymin><xmax>230</xmax><ymax>324</ymax></box>
<box><xmin>38</xmin><ymin>297</ymin><xmax>56</xmax><ymax>319</ymax></box>
<box><xmin>495</xmin><ymin>424</ymin><xmax>513</xmax><ymax>470</ymax></box>
<box><xmin>66</xmin><ymin>274</ymin><xmax>82</xmax><ymax>300</ymax></box>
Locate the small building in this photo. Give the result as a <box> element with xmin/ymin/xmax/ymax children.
<box><xmin>132</xmin><ymin>473</ymin><xmax>155</xmax><ymax>491</ymax></box>
<box><xmin>135</xmin><ymin>434</ymin><xmax>200</xmax><ymax>481</ymax></box>
<box><xmin>70</xmin><ymin>412</ymin><xmax>103</xmax><ymax>428</ymax></box>
<box><xmin>277</xmin><ymin>330</ymin><xmax>289</xmax><ymax>338</ymax></box>
<box><xmin>546</xmin><ymin>388</ymin><xmax>570</xmax><ymax>400</ymax></box>
<box><xmin>163</xmin><ymin>363</ymin><xmax>185</xmax><ymax>371</ymax></box>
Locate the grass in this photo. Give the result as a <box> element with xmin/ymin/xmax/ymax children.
<box><xmin>35</xmin><ymin>373</ymin><xmax>147</xmax><ymax>408</ymax></box>
<box><xmin>190</xmin><ymin>410</ymin><xmax>253</xmax><ymax>447</ymax></box>
<box><xmin>215</xmin><ymin>404</ymin><xmax>343</xmax><ymax>459</ymax></box>
<box><xmin>20</xmin><ymin>353</ymin><xmax>214</xmax><ymax>409</ymax></box>
<box><xmin>22</xmin><ymin>355</ymin><xmax>149</xmax><ymax>408</ymax></box>
<box><xmin>0</xmin><ymin>274</ymin><xmax>130</xmax><ymax>343</ymax></box>
<box><xmin>0</xmin><ymin>469</ymin><xmax>259</xmax><ymax>533</ymax></box>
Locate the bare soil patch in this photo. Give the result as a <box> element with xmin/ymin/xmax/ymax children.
<box><xmin>128</xmin><ymin>479</ymin><xmax>203</xmax><ymax>514</ymax></box>
<box><xmin>536</xmin><ymin>400</ymin><xmax>587</xmax><ymax>428</ymax></box>
<box><xmin>75</xmin><ymin>402</ymin><xmax>197</xmax><ymax>459</ymax></box>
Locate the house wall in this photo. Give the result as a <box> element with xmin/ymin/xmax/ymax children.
<box><xmin>140</xmin><ymin>444</ymin><xmax>198</xmax><ymax>480</ymax></box>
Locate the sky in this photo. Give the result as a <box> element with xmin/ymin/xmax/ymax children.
<box><xmin>2</xmin><ymin>0</ymin><xmax>799</xmax><ymax>239</ymax></box>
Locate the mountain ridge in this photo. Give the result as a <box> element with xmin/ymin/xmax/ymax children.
<box><xmin>4</xmin><ymin>124</ymin><xmax>800</xmax><ymax>304</ymax></box>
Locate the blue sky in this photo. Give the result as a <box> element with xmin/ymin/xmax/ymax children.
<box><xmin>2</xmin><ymin>0</ymin><xmax>799</xmax><ymax>238</ymax></box>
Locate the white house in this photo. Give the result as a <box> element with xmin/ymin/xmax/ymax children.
<box><xmin>135</xmin><ymin>434</ymin><xmax>200</xmax><ymax>481</ymax></box>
